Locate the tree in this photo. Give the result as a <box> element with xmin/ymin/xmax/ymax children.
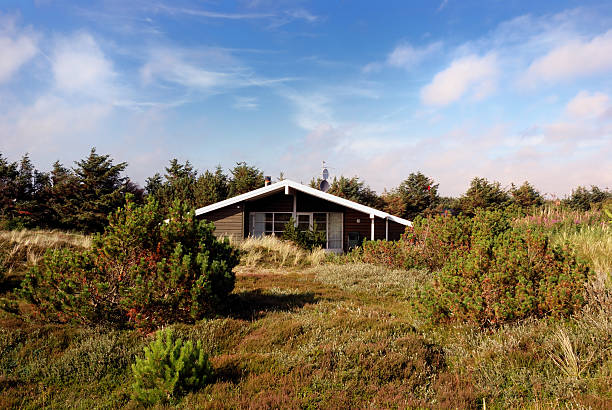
<box><xmin>510</xmin><ymin>181</ymin><xmax>543</xmax><ymax>209</ymax></box>
<box><xmin>458</xmin><ymin>177</ymin><xmax>510</xmax><ymax>216</ymax></box>
<box><xmin>380</xmin><ymin>189</ymin><xmax>406</xmax><ymax>217</ymax></box>
<box><xmin>564</xmin><ymin>185</ymin><xmax>612</xmax><ymax>211</ymax></box>
<box><xmin>22</xmin><ymin>197</ymin><xmax>240</xmax><ymax>331</ymax></box>
<box><xmin>145</xmin><ymin>173</ymin><xmax>163</xmax><ymax>196</ymax></box>
<box><xmin>48</xmin><ymin>161</ymin><xmax>79</xmax><ymax>230</ymax></box>
<box><xmin>228</xmin><ymin>162</ymin><xmax>264</xmax><ymax>197</ymax></box>
<box><xmin>195</xmin><ymin>166</ymin><xmax>229</xmax><ymax>207</ymax></box>
<box><xmin>70</xmin><ymin>148</ymin><xmax>128</xmax><ymax>232</ymax></box>
<box><xmin>328</xmin><ymin>176</ymin><xmax>380</xmax><ymax>208</ymax></box>
<box><xmin>147</xmin><ymin>159</ymin><xmax>198</xmax><ymax>214</ymax></box>
<box><xmin>0</xmin><ymin>153</ymin><xmax>19</xmax><ymax>220</ymax></box>
<box><xmin>397</xmin><ymin>172</ymin><xmax>440</xmax><ymax>220</ymax></box>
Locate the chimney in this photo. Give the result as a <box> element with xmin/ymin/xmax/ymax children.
<box><xmin>264</xmin><ymin>176</ymin><xmax>272</xmax><ymax>186</ymax></box>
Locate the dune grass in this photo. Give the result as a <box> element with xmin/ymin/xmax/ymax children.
<box><xmin>0</xmin><ymin>229</ymin><xmax>90</xmax><ymax>278</ymax></box>
<box><xmin>237</xmin><ymin>235</ymin><xmax>327</xmax><ymax>268</ymax></box>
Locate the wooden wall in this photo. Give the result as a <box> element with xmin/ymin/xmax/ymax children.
<box><xmin>199</xmin><ymin>204</ymin><xmax>244</xmax><ymax>241</ymax></box>
<box><xmin>246</xmin><ymin>192</ymin><xmax>293</xmax><ymax>212</ymax></box>
<box><xmin>296</xmin><ymin>192</ymin><xmax>344</xmax><ymax>212</ymax></box>
<box><xmin>387</xmin><ymin>220</ymin><xmax>408</xmax><ymax>241</ymax></box>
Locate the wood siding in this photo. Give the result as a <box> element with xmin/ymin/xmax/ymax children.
<box><xmin>246</xmin><ymin>192</ymin><xmax>293</xmax><ymax>212</ymax></box>
<box><xmin>343</xmin><ymin>209</ymin><xmax>371</xmax><ymax>251</ymax></box>
<box><xmin>199</xmin><ymin>204</ymin><xmax>244</xmax><ymax>241</ymax></box>
<box><xmin>296</xmin><ymin>192</ymin><xmax>344</xmax><ymax>212</ymax></box>
<box><xmin>387</xmin><ymin>220</ymin><xmax>407</xmax><ymax>241</ymax></box>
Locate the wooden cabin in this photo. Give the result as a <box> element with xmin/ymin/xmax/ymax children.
<box><xmin>194</xmin><ymin>179</ymin><xmax>411</xmax><ymax>253</ymax></box>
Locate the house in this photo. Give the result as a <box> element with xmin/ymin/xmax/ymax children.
<box><xmin>194</xmin><ymin>179</ymin><xmax>411</xmax><ymax>253</ymax></box>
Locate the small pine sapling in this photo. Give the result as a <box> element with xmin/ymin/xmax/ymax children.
<box><xmin>131</xmin><ymin>328</ymin><xmax>213</xmax><ymax>405</ymax></box>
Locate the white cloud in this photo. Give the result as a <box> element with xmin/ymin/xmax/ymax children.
<box><xmin>565</xmin><ymin>90</ymin><xmax>610</xmax><ymax>119</ymax></box>
<box><xmin>52</xmin><ymin>32</ymin><xmax>116</xmax><ymax>98</ymax></box>
<box><xmin>0</xmin><ymin>15</ymin><xmax>38</xmax><ymax>84</ymax></box>
<box><xmin>233</xmin><ymin>96</ymin><xmax>259</xmax><ymax>110</ymax></box>
<box><xmin>141</xmin><ymin>46</ymin><xmax>293</xmax><ymax>95</ymax></box>
<box><xmin>0</xmin><ymin>95</ymin><xmax>111</xmax><ymax>155</ymax></box>
<box><xmin>420</xmin><ymin>53</ymin><xmax>498</xmax><ymax>106</ymax></box>
<box><xmin>363</xmin><ymin>42</ymin><xmax>441</xmax><ymax>73</ymax></box>
<box><xmin>387</xmin><ymin>42</ymin><xmax>442</xmax><ymax>69</ymax></box>
<box><xmin>141</xmin><ymin>49</ymin><xmax>231</xmax><ymax>90</ymax></box>
<box><xmin>153</xmin><ymin>4</ymin><xmax>274</xmax><ymax>20</ymax></box>
<box><xmin>285</xmin><ymin>9</ymin><xmax>320</xmax><ymax>23</ymax></box>
<box><xmin>522</xmin><ymin>29</ymin><xmax>612</xmax><ymax>86</ymax></box>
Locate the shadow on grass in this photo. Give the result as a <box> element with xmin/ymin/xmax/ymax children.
<box><xmin>221</xmin><ymin>289</ymin><xmax>317</xmax><ymax>321</ymax></box>
<box><xmin>0</xmin><ymin>276</ymin><xmax>23</xmax><ymax>295</ymax></box>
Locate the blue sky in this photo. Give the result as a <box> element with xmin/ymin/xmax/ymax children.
<box><xmin>0</xmin><ymin>0</ymin><xmax>611</xmax><ymax>196</ymax></box>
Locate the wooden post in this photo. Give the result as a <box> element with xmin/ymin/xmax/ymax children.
<box><xmin>370</xmin><ymin>215</ymin><xmax>375</xmax><ymax>240</ymax></box>
<box><xmin>385</xmin><ymin>218</ymin><xmax>388</xmax><ymax>241</ymax></box>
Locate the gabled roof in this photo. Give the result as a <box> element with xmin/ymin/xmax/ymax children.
<box><xmin>195</xmin><ymin>179</ymin><xmax>412</xmax><ymax>226</ymax></box>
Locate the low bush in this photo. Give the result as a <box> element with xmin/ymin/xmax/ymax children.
<box><xmin>359</xmin><ymin>213</ymin><xmax>471</xmax><ymax>271</ymax></box>
<box><xmin>281</xmin><ymin>218</ymin><xmax>326</xmax><ymax>251</ymax></box>
<box><xmin>131</xmin><ymin>328</ymin><xmax>212</xmax><ymax>406</ymax></box>
<box><xmin>360</xmin><ymin>210</ymin><xmax>591</xmax><ymax>326</ymax></box>
<box><xmin>20</xmin><ymin>197</ymin><xmax>240</xmax><ymax>331</ymax></box>
<box><xmin>418</xmin><ymin>210</ymin><xmax>591</xmax><ymax>326</ymax></box>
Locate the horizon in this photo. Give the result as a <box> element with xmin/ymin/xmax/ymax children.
<box><xmin>1</xmin><ymin>1</ymin><xmax>611</xmax><ymax>196</ymax></box>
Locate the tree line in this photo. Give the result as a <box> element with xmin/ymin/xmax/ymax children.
<box><xmin>1</xmin><ymin>148</ymin><xmax>610</xmax><ymax>233</ymax></box>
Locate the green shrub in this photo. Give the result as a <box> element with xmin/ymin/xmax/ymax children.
<box><xmin>282</xmin><ymin>218</ymin><xmax>326</xmax><ymax>251</ymax></box>
<box><xmin>21</xmin><ymin>196</ymin><xmax>240</xmax><ymax>331</ymax></box>
<box><xmin>131</xmin><ymin>328</ymin><xmax>213</xmax><ymax>406</ymax></box>
<box><xmin>418</xmin><ymin>210</ymin><xmax>591</xmax><ymax>326</ymax></box>
<box><xmin>360</xmin><ymin>214</ymin><xmax>471</xmax><ymax>271</ymax></box>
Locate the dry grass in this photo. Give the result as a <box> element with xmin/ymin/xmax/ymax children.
<box><xmin>237</xmin><ymin>235</ymin><xmax>326</xmax><ymax>268</ymax></box>
<box><xmin>311</xmin><ymin>262</ymin><xmax>429</xmax><ymax>298</ymax></box>
<box><xmin>0</xmin><ymin>229</ymin><xmax>90</xmax><ymax>277</ymax></box>
<box><xmin>549</xmin><ymin>328</ymin><xmax>593</xmax><ymax>381</ymax></box>
<box><xmin>552</xmin><ymin>224</ymin><xmax>612</xmax><ymax>286</ymax></box>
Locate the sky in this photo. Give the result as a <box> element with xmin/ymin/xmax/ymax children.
<box><xmin>0</xmin><ymin>0</ymin><xmax>611</xmax><ymax>197</ymax></box>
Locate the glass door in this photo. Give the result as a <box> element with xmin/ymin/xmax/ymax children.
<box><xmin>327</xmin><ymin>212</ymin><xmax>343</xmax><ymax>251</ymax></box>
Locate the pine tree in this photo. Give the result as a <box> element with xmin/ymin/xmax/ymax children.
<box><xmin>459</xmin><ymin>177</ymin><xmax>510</xmax><ymax>216</ymax></box>
<box><xmin>0</xmin><ymin>153</ymin><xmax>18</xmax><ymax>220</ymax></box>
<box><xmin>328</xmin><ymin>176</ymin><xmax>380</xmax><ymax>208</ymax></box>
<box><xmin>70</xmin><ymin>148</ymin><xmax>128</xmax><ymax>232</ymax></box>
<box><xmin>510</xmin><ymin>181</ymin><xmax>543</xmax><ymax>209</ymax></box>
<box><xmin>397</xmin><ymin>172</ymin><xmax>440</xmax><ymax>220</ymax></box>
<box><xmin>195</xmin><ymin>165</ymin><xmax>229</xmax><ymax>207</ymax></box>
<box><xmin>228</xmin><ymin>161</ymin><xmax>264</xmax><ymax>197</ymax></box>
<box><xmin>131</xmin><ymin>328</ymin><xmax>213</xmax><ymax>405</ymax></box>
<box><xmin>147</xmin><ymin>159</ymin><xmax>198</xmax><ymax>213</ymax></box>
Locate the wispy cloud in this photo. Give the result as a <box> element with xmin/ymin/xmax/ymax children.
<box><xmin>51</xmin><ymin>32</ymin><xmax>116</xmax><ymax>99</ymax></box>
<box><xmin>565</xmin><ymin>90</ymin><xmax>611</xmax><ymax>119</ymax></box>
<box><xmin>420</xmin><ymin>53</ymin><xmax>498</xmax><ymax>106</ymax></box>
<box><xmin>233</xmin><ymin>96</ymin><xmax>259</xmax><ymax>110</ymax></box>
<box><xmin>152</xmin><ymin>4</ymin><xmax>274</xmax><ymax>20</ymax></box>
<box><xmin>140</xmin><ymin>46</ymin><xmax>296</xmax><ymax>96</ymax></box>
<box><xmin>521</xmin><ymin>29</ymin><xmax>612</xmax><ymax>87</ymax></box>
<box><xmin>363</xmin><ymin>41</ymin><xmax>441</xmax><ymax>73</ymax></box>
<box><xmin>0</xmin><ymin>14</ymin><xmax>38</xmax><ymax>84</ymax></box>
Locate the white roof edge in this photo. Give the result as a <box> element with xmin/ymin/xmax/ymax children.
<box><xmin>194</xmin><ymin>179</ymin><xmax>412</xmax><ymax>226</ymax></box>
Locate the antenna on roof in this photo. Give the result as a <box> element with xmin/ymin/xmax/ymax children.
<box><xmin>320</xmin><ymin>160</ymin><xmax>330</xmax><ymax>192</ymax></box>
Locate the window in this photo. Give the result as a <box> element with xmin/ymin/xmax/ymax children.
<box><xmin>250</xmin><ymin>212</ymin><xmax>292</xmax><ymax>237</ymax></box>
<box><xmin>297</xmin><ymin>214</ymin><xmax>311</xmax><ymax>231</ymax></box>
<box><xmin>313</xmin><ymin>213</ymin><xmax>327</xmax><ymax>234</ymax></box>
